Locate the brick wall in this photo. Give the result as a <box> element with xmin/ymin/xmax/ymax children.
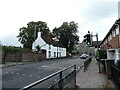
<box><xmin>22</xmin><ymin>53</ymin><xmax>33</xmax><ymax>62</ymax></box>
<box><xmin>5</xmin><ymin>53</ymin><xmax>16</xmax><ymax>62</ymax></box>
<box><xmin>2</xmin><ymin>51</ymin><xmax>46</xmax><ymax>62</ymax></box>
<box><xmin>109</xmin><ymin>35</ymin><xmax>120</xmax><ymax>48</ymax></box>
<box><xmin>101</xmin><ymin>35</ymin><xmax>120</xmax><ymax>51</ymax></box>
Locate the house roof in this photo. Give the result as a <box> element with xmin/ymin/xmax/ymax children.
<box><xmin>41</xmin><ymin>33</ymin><xmax>64</xmax><ymax>47</ymax></box>
<box><xmin>100</xmin><ymin>18</ymin><xmax>120</xmax><ymax>46</ymax></box>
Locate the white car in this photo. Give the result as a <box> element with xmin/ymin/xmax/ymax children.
<box><xmin>80</xmin><ymin>54</ymin><xmax>89</xmax><ymax>59</ymax></box>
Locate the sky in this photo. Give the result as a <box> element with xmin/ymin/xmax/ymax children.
<box><xmin>0</xmin><ymin>0</ymin><xmax>119</xmax><ymax>46</ymax></box>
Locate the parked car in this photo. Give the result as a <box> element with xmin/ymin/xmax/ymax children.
<box><xmin>80</xmin><ymin>54</ymin><xmax>89</xmax><ymax>59</ymax></box>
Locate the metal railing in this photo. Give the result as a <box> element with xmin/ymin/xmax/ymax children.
<box><xmin>84</xmin><ymin>57</ymin><xmax>92</xmax><ymax>72</ymax></box>
<box><xmin>20</xmin><ymin>64</ymin><xmax>76</xmax><ymax>90</ymax></box>
<box><xmin>111</xmin><ymin>64</ymin><xmax>120</xmax><ymax>89</ymax></box>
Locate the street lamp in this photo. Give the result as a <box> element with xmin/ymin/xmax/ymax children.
<box><xmin>92</xmin><ymin>33</ymin><xmax>101</xmax><ymax>73</ymax></box>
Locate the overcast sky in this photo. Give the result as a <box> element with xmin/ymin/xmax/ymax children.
<box><xmin>0</xmin><ymin>0</ymin><xmax>119</xmax><ymax>46</ymax></box>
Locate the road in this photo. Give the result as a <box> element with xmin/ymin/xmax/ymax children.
<box><xmin>2</xmin><ymin>56</ymin><xmax>83</xmax><ymax>89</ymax></box>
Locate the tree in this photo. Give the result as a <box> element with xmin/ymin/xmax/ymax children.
<box><xmin>52</xmin><ymin>21</ymin><xmax>79</xmax><ymax>53</ymax></box>
<box><xmin>36</xmin><ymin>45</ymin><xmax>41</xmax><ymax>52</ymax></box>
<box><xmin>17</xmin><ymin>21</ymin><xmax>50</xmax><ymax>49</ymax></box>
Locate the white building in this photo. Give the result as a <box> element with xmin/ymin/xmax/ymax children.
<box><xmin>32</xmin><ymin>32</ymin><xmax>66</xmax><ymax>59</ymax></box>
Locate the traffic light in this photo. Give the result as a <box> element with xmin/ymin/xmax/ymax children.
<box><xmin>83</xmin><ymin>34</ymin><xmax>92</xmax><ymax>46</ymax></box>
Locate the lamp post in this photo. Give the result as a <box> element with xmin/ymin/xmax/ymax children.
<box><xmin>92</xmin><ymin>33</ymin><xmax>101</xmax><ymax>73</ymax></box>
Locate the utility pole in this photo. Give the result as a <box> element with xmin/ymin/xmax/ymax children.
<box><xmin>96</xmin><ymin>33</ymin><xmax>101</xmax><ymax>73</ymax></box>
<box><xmin>91</xmin><ymin>33</ymin><xmax>101</xmax><ymax>73</ymax></box>
<box><xmin>33</xmin><ymin>25</ymin><xmax>36</xmax><ymax>61</ymax></box>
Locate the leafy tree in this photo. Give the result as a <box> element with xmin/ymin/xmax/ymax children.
<box><xmin>17</xmin><ymin>21</ymin><xmax>50</xmax><ymax>49</ymax></box>
<box><xmin>52</xmin><ymin>21</ymin><xmax>79</xmax><ymax>53</ymax></box>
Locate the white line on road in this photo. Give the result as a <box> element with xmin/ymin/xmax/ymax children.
<box><xmin>30</xmin><ymin>75</ymin><xmax>32</xmax><ymax>77</ymax></box>
<box><xmin>52</xmin><ymin>63</ymin><xmax>55</xmax><ymax>65</ymax></box>
<box><xmin>55</xmin><ymin>79</ymin><xmax>57</xmax><ymax>81</ymax></box>
<box><xmin>6</xmin><ymin>72</ymin><xmax>8</xmax><ymax>74</ymax></box>
<box><xmin>11</xmin><ymin>72</ymin><xmax>14</xmax><ymax>74</ymax></box>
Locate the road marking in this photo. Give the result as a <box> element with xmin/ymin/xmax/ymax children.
<box><xmin>11</xmin><ymin>72</ymin><xmax>14</xmax><ymax>74</ymax></box>
<box><xmin>41</xmin><ymin>65</ymin><xmax>62</xmax><ymax>69</ymax></box>
<box><xmin>52</xmin><ymin>63</ymin><xmax>55</xmax><ymax>65</ymax></box>
<box><xmin>17</xmin><ymin>73</ymin><xmax>19</xmax><ymax>75</ymax></box>
<box><xmin>55</xmin><ymin>79</ymin><xmax>57</xmax><ymax>81</ymax></box>
<box><xmin>23</xmin><ymin>74</ymin><xmax>25</xmax><ymax>76</ymax></box>
<box><xmin>37</xmin><ymin>76</ymin><xmax>40</xmax><ymax>78</ymax></box>
<box><xmin>30</xmin><ymin>75</ymin><xmax>32</xmax><ymax>77</ymax></box>
<box><xmin>6</xmin><ymin>72</ymin><xmax>8</xmax><ymax>74</ymax></box>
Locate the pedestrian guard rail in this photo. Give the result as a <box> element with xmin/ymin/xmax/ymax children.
<box><xmin>20</xmin><ymin>64</ymin><xmax>76</xmax><ymax>90</ymax></box>
<box><xmin>84</xmin><ymin>57</ymin><xmax>92</xmax><ymax>72</ymax></box>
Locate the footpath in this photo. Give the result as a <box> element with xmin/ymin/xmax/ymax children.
<box><xmin>76</xmin><ymin>57</ymin><xmax>114</xmax><ymax>89</ymax></box>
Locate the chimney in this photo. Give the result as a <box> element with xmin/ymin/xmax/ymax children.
<box><xmin>38</xmin><ymin>32</ymin><xmax>41</xmax><ymax>37</ymax></box>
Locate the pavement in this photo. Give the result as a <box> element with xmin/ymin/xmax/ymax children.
<box><xmin>76</xmin><ymin>57</ymin><xmax>114</xmax><ymax>89</ymax></box>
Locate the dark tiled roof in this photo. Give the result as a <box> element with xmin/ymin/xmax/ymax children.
<box><xmin>41</xmin><ymin>34</ymin><xmax>53</xmax><ymax>44</ymax></box>
<box><xmin>52</xmin><ymin>41</ymin><xmax>64</xmax><ymax>47</ymax></box>
<box><xmin>100</xmin><ymin>18</ymin><xmax>120</xmax><ymax>46</ymax></box>
<box><xmin>41</xmin><ymin>33</ymin><xmax>64</xmax><ymax>47</ymax></box>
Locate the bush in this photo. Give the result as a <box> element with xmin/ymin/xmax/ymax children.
<box><xmin>2</xmin><ymin>46</ymin><xmax>21</xmax><ymax>53</ymax></box>
<box><xmin>2</xmin><ymin>46</ymin><xmax>32</xmax><ymax>53</ymax></box>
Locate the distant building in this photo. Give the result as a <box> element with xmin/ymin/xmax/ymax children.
<box><xmin>100</xmin><ymin>19</ymin><xmax>120</xmax><ymax>51</ymax></box>
<box><xmin>92</xmin><ymin>41</ymin><xmax>101</xmax><ymax>48</ymax></box>
<box><xmin>32</xmin><ymin>32</ymin><xmax>66</xmax><ymax>59</ymax></box>
<box><xmin>78</xmin><ymin>41</ymin><xmax>95</xmax><ymax>56</ymax></box>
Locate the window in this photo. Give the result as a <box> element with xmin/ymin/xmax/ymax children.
<box><xmin>48</xmin><ymin>51</ymin><xmax>51</xmax><ymax>58</ymax></box>
<box><xmin>115</xmin><ymin>26</ymin><xmax>119</xmax><ymax>35</ymax></box>
<box><xmin>105</xmin><ymin>39</ymin><xmax>108</xmax><ymax>44</ymax></box>
<box><xmin>108</xmin><ymin>34</ymin><xmax>112</xmax><ymax>41</ymax></box>
<box><xmin>54</xmin><ymin>52</ymin><xmax>56</xmax><ymax>57</ymax></box>
<box><xmin>112</xmin><ymin>30</ymin><xmax>116</xmax><ymax>37</ymax></box>
<box><xmin>110</xmin><ymin>34</ymin><xmax>112</xmax><ymax>40</ymax></box>
<box><xmin>59</xmin><ymin>52</ymin><xmax>61</xmax><ymax>57</ymax></box>
<box><xmin>49</xmin><ymin>45</ymin><xmax>51</xmax><ymax>50</ymax></box>
<box><xmin>59</xmin><ymin>47</ymin><xmax>61</xmax><ymax>51</ymax></box>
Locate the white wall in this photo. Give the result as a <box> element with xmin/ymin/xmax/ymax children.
<box><xmin>45</xmin><ymin>45</ymin><xmax>66</xmax><ymax>59</ymax></box>
<box><xmin>61</xmin><ymin>48</ymin><xmax>66</xmax><ymax>57</ymax></box>
<box><xmin>32</xmin><ymin>32</ymin><xmax>46</xmax><ymax>51</ymax></box>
